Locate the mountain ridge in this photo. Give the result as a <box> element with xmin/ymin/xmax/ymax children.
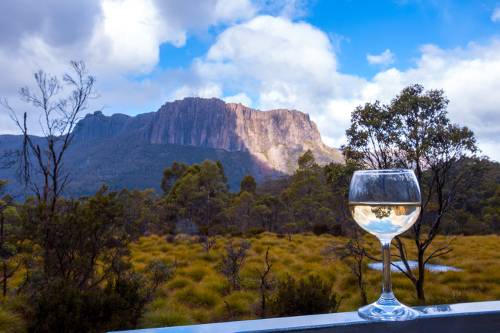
<box><xmin>73</xmin><ymin>97</ymin><xmax>342</xmax><ymax>174</ymax></box>
<box><xmin>0</xmin><ymin>97</ymin><xmax>342</xmax><ymax>196</ymax></box>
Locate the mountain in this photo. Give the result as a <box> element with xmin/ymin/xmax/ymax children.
<box><xmin>0</xmin><ymin>97</ymin><xmax>342</xmax><ymax>196</ymax></box>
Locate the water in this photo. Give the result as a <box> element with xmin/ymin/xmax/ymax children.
<box><xmin>368</xmin><ymin>260</ymin><xmax>462</xmax><ymax>273</ymax></box>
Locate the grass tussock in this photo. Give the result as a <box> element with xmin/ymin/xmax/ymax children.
<box><xmin>120</xmin><ymin>233</ymin><xmax>500</xmax><ymax>327</ymax></box>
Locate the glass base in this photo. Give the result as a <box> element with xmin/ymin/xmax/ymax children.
<box><xmin>358</xmin><ymin>293</ymin><xmax>419</xmax><ymax>321</ymax></box>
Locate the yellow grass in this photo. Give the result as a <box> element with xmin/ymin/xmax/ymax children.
<box><xmin>131</xmin><ymin>233</ymin><xmax>500</xmax><ymax>327</ymax></box>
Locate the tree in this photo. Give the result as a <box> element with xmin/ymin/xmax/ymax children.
<box><xmin>226</xmin><ymin>190</ymin><xmax>255</xmax><ymax>233</ymax></box>
<box><xmin>0</xmin><ymin>180</ymin><xmax>20</xmax><ymax>297</ymax></box>
<box><xmin>161</xmin><ymin>162</ymin><xmax>188</xmax><ymax>195</ymax></box>
<box><xmin>240</xmin><ymin>175</ymin><xmax>257</xmax><ymax>194</ymax></box>
<box><xmin>218</xmin><ymin>239</ymin><xmax>250</xmax><ymax>291</ymax></box>
<box><xmin>298</xmin><ymin>149</ymin><xmax>317</xmax><ymax>170</ymax></box>
<box><xmin>2</xmin><ymin>61</ymin><xmax>96</xmax><ymax>210</ymax></box>
<box><xmin>324</xmin><ymin>160</ymin><xmax>360</xmax><ymax>233</ymax></box>
<box><xmin>256</xmin><ymin>247</ymin><xmax>274</xmax><ymax>318</ymax></box>
<box><xmin>2</xmin><ymin>61</ymin><xmax>97</xmax><ymax>283</ymax></box>
<box><xmin>326</xmin><ymin>236</ymin><xmax>368</xmax><ymax>306</ymax></box>
<box><xmin>343</xmin><ymin>84</ymin><xmax>477</xmax><ymax>301</ymax></box>
<box><xmin>117</xmin><ymin>189</ymin><xmax>160</xmax><ymax>237</ymax></box>
<box><xmin>19</xmin><ymin>187</ymin><xmax>149</xmax><ymax>332</ymax></box>
<box><xmin>165</xmin><ymin>160</ymin><xmax>229</xmax><ymax>235</ymax></box>
<box><xmin>252</xmin><ymin>194</ymin><xmax>285</xmax><ymax>232</ymax></box>
<box><xmin>282</xmin><ymin>152</ymin><xmax>336</xmax><ymax>232</ymax></box>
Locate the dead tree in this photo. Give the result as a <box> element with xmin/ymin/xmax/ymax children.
<box><xmin>2</xmin><ymin>61</ymin><xmax>96</xmax><ymax>210</ymax></box>
<box><xmin>326</xmin><ymin>235</ymin><xmax>368</xmax><ymax>306</ymax></box>
<box><xmin>256</xmin><ymin>247</ymin><xmax>273</xmax><ymax>318</ymax></box>
<box><xmin>218</xmin><ymin>239</ymin><xmax>250</xmax><ymax>291</ymax></box>
<box><xmin>1</xmin><ymin>61</ymin><xmax>97</xmax><ymax>277</ymax></box>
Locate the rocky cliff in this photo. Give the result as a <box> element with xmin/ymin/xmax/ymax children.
<box><xmin>74</xmin><ymin>97</ymin><xmax>342</xmax><ymax>174</ymax></box>
<box><xmin>0</xmin><ymin>97</ymin><xmax>342</xmax><ymax>196</ymax></box>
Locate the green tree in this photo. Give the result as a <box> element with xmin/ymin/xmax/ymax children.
<box><xmin>161</xmin><ymin>162</ymin><xmax>188</xmax><ymax>195</ymax></box>
<box><xmin>19</xmin><ymin>187</ymin><xmax>149</xmax><ymax>332</ymax></box>
<box><xmin>343</xmin><ymin>84</ymin><xmax>477</xmax><ymax>301</ymax></box>
<box><xmin>0</xmin><ymin>180</ymin><xmax>20</xmax><ymax>298</ymax></box>
<box><xmin>281</xmin><ymin>152</ymin><xmax>337</xmax><ymax>232</ymax></box>
<box><xmin>226</xmin><ymin>190</ymin><xmax>255</xmax><ymax>233</ymax></box>
<box><xmin>252</xmin><ymin>195</ymin><xmax>286</xmax><ymax>232</ymax></box>
<box><xmin>165</xmin><ymin>160</ymin><xmax>229</xmax><ymax>235</ymax></box>
<box><xmin>324</xmin><ymin>160</ymin><xmax>361</xmax><ymax>234</ymax></box>
<box><xmin>240</xmin><ymin>175</ymin><xmax>257</xmax><ymax>194</ymax></box>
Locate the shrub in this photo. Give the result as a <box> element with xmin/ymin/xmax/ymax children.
<box><xmin>140</xmin><ymin>309</ymin><xmax>191</xmax><ymax>327</ymax></box>
<box><xmin>271</xmin><ymin>275</ymin><xmax>340</xmax><ymax>316</ymax></box>
<box><xmin>312</xmin><ymin>223</ymin><xmax>329</xmax><ymax>236</ymax></box>
<box><xmin>25</xmin><ymin>276</ymin><xmax>147</xmax><ymax>333</ymax></box>
<box><xmin>175</xmin><ymin>287</ymin><xmax>220</xmax><ymax>308</ymax></box>
<box><xmin>0</xmin><ymin>307</ymin><xmax>25</xmax><ymax>333</ymax></box>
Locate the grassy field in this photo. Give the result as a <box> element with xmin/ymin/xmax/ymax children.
<box><xmin>1</xmin><ymin>233</ymin><xmax>499</xmax><ymax>331</ymax></box>
<box><xmin>131</xmin><ymin>233</ymin><xmax>500</xmax><ymax>328</ymax></box>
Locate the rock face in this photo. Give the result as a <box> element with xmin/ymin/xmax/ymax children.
<box><xmin>74</xmin><ymin>97</ymin><xmax>342</xmax><ymax>175</ymax></box>
<box><xmin>0</xmin><ymin>97</ymin><xmax>342</xmax><ymax>196</ymax></box>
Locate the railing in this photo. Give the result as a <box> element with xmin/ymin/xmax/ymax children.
<box><xmin>112</xmin><ymin>300</ymin><xmax>500</xmax><ymax>333</ymax></box>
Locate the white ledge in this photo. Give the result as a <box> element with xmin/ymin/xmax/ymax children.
<box><xmin>111</xmin><ymin>300</ymin><xmax>500</xmax><ymax>333</ymax></box>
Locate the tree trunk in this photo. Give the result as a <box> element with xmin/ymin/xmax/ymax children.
<box><xmin>2</xmin><ymin>262</ymin><xmax>6</xmax><ymax>297</ymax></box>
<box><xmin>260</xmin><ymin>288</ymin><xmax>266</xmax><ymax>318</ymax></box>
<box><xmin>416</xmin><ymin>250</ymin><xmax>426</xmax><ymax>302</ymax></box>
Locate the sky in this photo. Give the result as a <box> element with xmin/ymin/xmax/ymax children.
<box><xmin>0</xmin><ymin>0</ymin><xmax>499</xmax><ymax>160</ymax></box>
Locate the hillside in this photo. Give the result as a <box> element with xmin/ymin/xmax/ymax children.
<box><xmin>0</xmin><ymin>97</ymin><xmax>342</xmax><ymax>196</ymax></box>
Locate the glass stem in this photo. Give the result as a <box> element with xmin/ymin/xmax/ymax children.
<box><xmin>381</xmin><ymin>239</ymin><xmax>394</xmax><ymax>299</ymax></box>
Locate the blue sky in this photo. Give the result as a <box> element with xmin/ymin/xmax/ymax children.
<box><xmin>0</xmin><ymin>0</ymin><xmax>499</xmax><ymax>159</ymax></box>
<box><xmin>156</xmin><ymin>0</ymin><xmax>500</xmax><ymax>77</ymax></box>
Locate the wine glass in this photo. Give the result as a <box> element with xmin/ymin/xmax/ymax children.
<box><xmin>349</xmin><ymin>169</ymin><xmax>421</xmax><ymax>321</ymax></box>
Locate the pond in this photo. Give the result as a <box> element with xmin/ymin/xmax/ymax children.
<box><xmin>368</xmin><ymin>260</ymin><xmax>462</xmax><ymax>273</ymax></box>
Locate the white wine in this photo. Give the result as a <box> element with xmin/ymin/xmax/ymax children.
<box><xmin>349</xmin><ymin>202</ymin><xmax>421</xmax><ymax>240</ymax></box>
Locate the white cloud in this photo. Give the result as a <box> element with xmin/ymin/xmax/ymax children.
<box><xmin>194</xmin><ymin>15</ymin><xmax>338</xmax><ymax>113</ymax></box>
<box><xmin>0</xmin><ymin>0</ymin><xmax>261</xmax><ymax>133</ymax></box>
<box><xmin>0</xmin><ymin>2</ymin><xmax>499</xmax><ymax>162</ymax></box>
<box><xmin>491</xmin><ymin>7</ymin><xmax>500</xmax><ymax>22</ymax></box>
<box><xmin>178</xmin><ymin>16</ymin><xmax>500</xmax><ymax>160</ymax></box>
<box><xmin>367</xmin><ymin>49</ymin><xmax>396</xmax><ymax>66</ymax></box>
<box><xmin>224</xmin><ymin>93</ymin><xmax>253</xmax><ymax>106</ymax></box>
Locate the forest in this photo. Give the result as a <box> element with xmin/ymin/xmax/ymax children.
<box><xmin>0</xmin><ymin>64</ymin><xmax>498</xmax><ymax>332</ymax></box>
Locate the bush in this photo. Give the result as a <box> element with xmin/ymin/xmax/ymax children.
<box><xmin>271</xmin><ymin>275</ymin><xmax>340</xmax><ymax>316</ymax></box>
<box><xmin>246</xmin><ymin>227</ymin><xmax>265</xmax><ymax>237</ymax></box>
<box><xmin>312</xmin><ymin>223</ymin><xmax>329</xmax><ymax>235</ymax></box>
<box><xmin>25</xmin><ymin>276</ymin><xmax>147</xmax><ymax>333</ymax></box>
<box><xmin>0</xmin><ymin>307</ymin><xmax>25</xmax><ymax>333</ymax></box>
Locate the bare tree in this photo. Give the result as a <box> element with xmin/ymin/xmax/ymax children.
<box><xmin>1</xmin><ymin>61</ymin><xmax>97</xmax><ymax>278</ymax></box>
<box><xmin>218</xmin><ymin>239</ymin><xmax>250</xmax><ymax>291</ymax></box>
<box><xmin>198</xmin><ymin>234</ymin><xmax>216</xmax><ymax>253</ymax></box>
<box><xmin>326</xmin><ymin>234</ymin><xmax>368</xmax><ymax>306</ymax></box>
<box><xmin>1</xmin><ymin>61</ymin><xmax>96</xmax><ymax>210</ymax></box>
<box><xmin>256</xmin><ymin>247</ymin><xmax>274</xmax><ymax>318</ymax></box>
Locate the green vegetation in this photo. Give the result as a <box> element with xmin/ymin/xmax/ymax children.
<box><xmin>0</xmin><ymin>68</ymin><xmax>498</xmax><ymax>332</ymax></box>
<box><xmin>127</xmin><ymin>233</ymin><xmax>500</xmax><ymax>327</ymax></box>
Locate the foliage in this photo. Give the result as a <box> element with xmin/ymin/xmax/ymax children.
<box><xmin>240</xmin><ymin>175</ymin><xmax>257</xmax><ymax>194</ymax></box>
<box><xmin>281</xmin><ymin>151</ymin><xmax>338</xmax><ymax>232</ymax></box>
<box><xmin>16</xmin><ymin>188</ymin><xmax>151</xmax><ymax>332</ymax></box>
<box><xmin>343</xmin><ymin>84</ymin><xmax>478</xmax><ymax>301</ymax></box>
<box><xmin>271</xmin><ymin>274</ymin><xmax>340</xmax><ymax>316</ymax></box>
<box><xmin>163</xmin><ymin>160</ymin><xmax>229</xmax><ymax>235</ymax></box>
